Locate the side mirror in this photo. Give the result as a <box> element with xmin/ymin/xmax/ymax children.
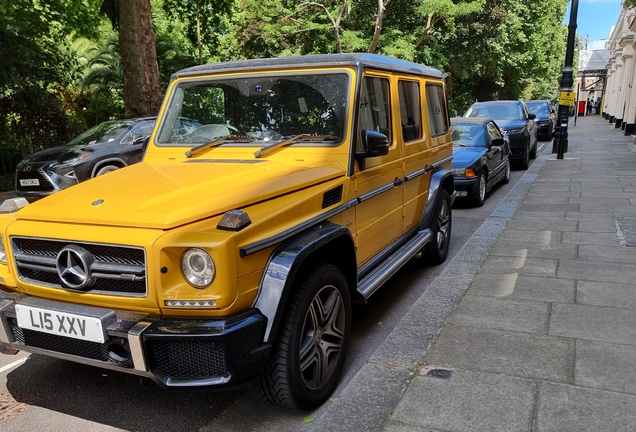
<box><xmin>356</xmin><ymin>130</ymin><xmax>389</xmax><ymax>170</ymax></box>
<box><xmin>528</xmin><ymin>113</ymin><xmax>536</xmax><ymax>120</ymax></box>
<box><xmin>491</xmin><ymin>137</ymin><xmax>505</xmax><ymax>147</ymax></box>
<box><xmin>141</xmin><ymin>135</ymin><xmax>151</xmax><ymax>155</ymax></box>
<box><xmin>132</xmin><ymin>134</ymin><xmax>145</xmax><ymax>145</ymax></box>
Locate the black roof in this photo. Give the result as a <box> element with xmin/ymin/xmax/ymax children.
<box><xmin>451</xmin><ymin>117</ymin><xmax>491</xmax><ymax>125</ymax></box>
<box><xmin>171</xmin><ymin>53</ymin><xmax>445</xmax><ymax>81</ymax></box>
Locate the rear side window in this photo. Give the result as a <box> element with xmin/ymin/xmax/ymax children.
<box><xmin>398</xmin><ymin>80</ymin><xmax>422</xmax><ymax>142</ymax></box>
<box><xmin>426</xmin><ymin>84</ymin><xmax>448</xmax><ymax>136</ymax></box>
<box><xmin>359</xmin><ymin>76</ymin><xmax>391</xmax><ymax>145</ymax></box>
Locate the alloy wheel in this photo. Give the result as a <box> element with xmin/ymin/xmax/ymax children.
<box><xmin>436</xmin><ymin>198</ymin><xmax>451</xmax><ymax>251</ymax></box>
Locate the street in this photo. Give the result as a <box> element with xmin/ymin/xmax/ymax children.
<box><xmin>0</xmin><ymin>142</ymin><xmax>549</xmax><ymax>431</ymax></box>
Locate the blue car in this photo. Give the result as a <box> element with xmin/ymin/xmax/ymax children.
<box><xmin>464</xmin><ymin>100</ymin><xmax>537</xmax><ymax>170</ymax></box>
<box><xmin>451</xmin><ymin>117</ymin><xmax>511</xmax><ymax>206</ymax></box>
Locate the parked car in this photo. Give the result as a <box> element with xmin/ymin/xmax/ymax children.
<box><xmin>525</xmin><ymin>99</ymin><xmax>556</xmax><ymax>140</ymax></box>
<box><xmin>15</xmin><ymin>117</ymin><xmax>157</xmax><ymax>199</ymax></box>
<box><xmin>464</xmin><ymin>100</ymin><xmax>537</xmax><ymax>169</ymax></box>
<box><xmin>451</xmin><ymin>117</ymin><xmax>510</xmax><ymax>206</ymax></box>
<box><xmin>0</xmin><ymin>53</ymin><xmax>455</xmax><ymax>410</ymax></box>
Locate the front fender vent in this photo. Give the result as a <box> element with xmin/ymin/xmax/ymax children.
<box><xmin>322</xmin><ymin>185</ymin><xmax>343</xmax><ymax>209</ymax></box>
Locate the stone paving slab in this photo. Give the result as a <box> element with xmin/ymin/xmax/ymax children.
<box><xmin>511</xmin><ymin>211</ymin><xmax>567</xmax><ymax>220</ymax></box>
<box><xmin>557</xmin><ymin>259</ymin><xmax>636</xmax><ymax>284</ymax></box>
<box><xmin>577</xmin><ymin>280</ymin><xmax>636</xmax><ymax>310</ymax></box>
<box><xmin>448</xmin><ymin>296</ymin><xmax>550</xmax><ymax>334</ymax></box>
<box><xmin>575</xmin><ymin>340</ymin><xmax>636</xmax><ymax>394</ymax></box>
<box><xmin>517</xmin><ymin>203</ymin><xmax>581</xmax><ymax>213</ymax></box>
<box><xmin>504</xmin><ymin>218</ymin><xmax>578</xmax><ymax>232</ymax></box>
<box><xmin>550</xmin><ymin>303</ymin><xmax>636</xmax><ymax>345</ymax></box>
<box><xmin>560</xmin><ymin>231</ymin><xmax>620</xmax><ymax>246</ymax></box>
<box><xmin>488</xmin><ymin>241</ymin><xmax>577</xmax><ymax>260</ymax></box>
<box><xmin>577</xmin><ymin>220</ymin><xmax>618</xmax><ymax>232</ymax></box>
<box><xmin>479</xmin><ymin>256</ymin><xmax>558</xmax><ymax>277</ymax></box>
<box><xmin>387</xmin><ymin>369</ymin><xmax>536</xmax><ymax>432</ymax></box>
<box><xmin>578</xmin><ymin>245</ymin><xmax>636</xmax><ymax>264</ymax></box>
<box><xmin>468</xmin><ymin>273</ymin><xmax>575</xmax><ymax>303</ymax></box>
<box><xmin>427</xmin><ymin>325</ymin><xmax>574</xmax><ymax>382</ymax></box>
<box><xmin>497</xmin><ymin>228</ymin><xmax>565</xmax><ymax>244</ymax></box>
<box><xmin>565</xmin><ymin>211</ymin><xmax>613</xmax><ymax>221</ymax></box>
<box><xmin>534</xmin><ymin>382</ymin><xmax>636</xmax><ymax>432</ymax></box>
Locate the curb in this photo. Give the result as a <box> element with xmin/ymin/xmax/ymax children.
<box><xmin>309</xmin><ymin>147</ymin><xmax>551</xmax><ymax>432</ymax></box>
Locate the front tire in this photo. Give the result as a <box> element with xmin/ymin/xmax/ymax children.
<box><xmin>95</xmin><ymin>165</ymin><xmax>120</xmax><ymax>176</ymax></box>
<box><xmin>256</xmin><ymin>263</ymin><xmax>351</xmax><ymax>410</ymax></box>
<box><xmin>472</xmin><ymin>172</ymin><xmax>486</xmax><ymax>207</ymax></box>
<box><xmin>424</xmin><ymin>189</ymin><xmax>452</xmax><ymax>265</ymax></box>
<box><xmin>501</xmin><ymin>159</ymin><xmax>511</xmax><ymax>184</ymax></box>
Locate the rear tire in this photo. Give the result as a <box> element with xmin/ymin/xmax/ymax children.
<box><xmin>424</xmin><ymin>189</ymin><xmax>452</xmax><ymax>265</ymax></box>
<box><xmin>256</xmin><ymin>263</ymin><xmax>351</xmax><ymax>410</ymax></box>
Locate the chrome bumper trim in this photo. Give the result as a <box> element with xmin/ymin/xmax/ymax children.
<box><xmin>128</xmin><ymin>321</ymin><xmax>152</xmax><ymax>372</ymax></box>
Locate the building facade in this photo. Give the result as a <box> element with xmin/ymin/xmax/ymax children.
<box><xmin>604</xmin><ymin>7</ymin><xmax>636</xmax><ymax>135</ymax></box>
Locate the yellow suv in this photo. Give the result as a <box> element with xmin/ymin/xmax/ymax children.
<box><xmin>0</xmin><ymin>54</ymin><xmax>454</xmax><ymax>409</ymax></box>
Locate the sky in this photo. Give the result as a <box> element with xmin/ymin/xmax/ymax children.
<box><xmin>567</xmin><ymin>0</ymin><xmax>623</xmax><ymax>50</ymax></box>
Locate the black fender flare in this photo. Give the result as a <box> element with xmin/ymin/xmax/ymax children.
<box><xmin>420</xmin><ymin>168</ymin><xmax>454</xmax><ymax>230</ymax></box>
<box><xmin>252</xmin><ymin>221</ymin><xmax>356</xmax><ymax>343</ymax></box>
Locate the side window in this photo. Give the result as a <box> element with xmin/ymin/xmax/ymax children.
<box><xmin>121</xmin><ymin>122</ymin><xmax>155</xmax><ymax>144</ymax></box>
<box><xmin>358</xmin><ymin>76</ymin><xmax>391</xmax><ymax>149</ymax></box>
<box><xmin>398</xmin><ymin>80</ymin><xmax>422</xmax><ymax>142</ymax></box>
<box><xmin>426</xmin><ymin>84</ymin><xmax>448</xmax><ymax>137</ymax></box>
<box><xmin>486</xmin><ymin>122</ymin><xmax>501</xmax><ymax>142</ymax></box>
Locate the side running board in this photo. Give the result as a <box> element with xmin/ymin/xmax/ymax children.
<box><xmin>357</xmin><ymin>229</ymin><xmax>432</xmax><ymax>300</ymax></box>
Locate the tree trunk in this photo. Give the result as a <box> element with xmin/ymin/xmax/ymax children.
<box><xmin>119</xmin><ymin>0</ymin><xmax>163</xmax><ymax>118</ymax></box>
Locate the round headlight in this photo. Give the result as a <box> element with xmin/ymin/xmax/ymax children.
<box><xmin>181</xmin><ymin>248</ymin><xmax>215</xmax><ymax>288</ymax></box>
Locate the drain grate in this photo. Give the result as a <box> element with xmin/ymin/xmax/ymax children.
<box><xmin>616</xmin><ymin>218</ymin><xmax>636</xmax><ymax>246</ymax></box>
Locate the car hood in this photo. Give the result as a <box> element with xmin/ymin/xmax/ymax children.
<box><xmin>19</xmin><ymin>143</ymin><xmax>97</xmax><ymax>165</ymax></box>
<box><xmin>495</xmin><ymin>120</ymin><xmax>527</xmax><ymax>131</ymax></box>
<box><xmin>452</xmin><ymin>147</ymin><xmax>485</xmax><ymax>168</ymax></box>
<box><xmin>15</xmin><ymin>159</ymin><xmax>346</xmax><ymax>229</ymax></box>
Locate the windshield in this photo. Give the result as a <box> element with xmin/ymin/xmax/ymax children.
<box><xmin>157</xmin><ymin>72</ymin><xmax>349</xmax><ymax>146</ymax></box>
<box><xmin>465</xmin><ymin>104</ymin><xmax>523</xmax><ymax>121</ymax></box>
<box><xmin>451</xmin><ymin>124</ymin><xmax>486</xmax><ymax>147</ymax></box>
<box><xmin>66</xmin><ymin>120</ymin><xmax>133</xmax><ymax>146</ymax></box>
<box><xmin>525</xmin><ymin>102</ymin><xmax>550</xmax><ymax>116</ymax></box>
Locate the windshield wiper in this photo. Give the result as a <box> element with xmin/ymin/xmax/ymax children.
<box><xmin>253</xmin><ymin>135</ymin><xmax>340</xmax><ymax>158</ymax></box>
<box><xmin>185</xmin><ymin>136</ymin><xmax>255</xmax><ymax>158</ymax></box>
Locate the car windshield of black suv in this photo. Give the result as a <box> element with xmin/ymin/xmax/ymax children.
<box><xmin>525</xmin><ymin>102</ymin><xmax>550</xmax><ymax>116</ymax></box>
<box><xmin>465</xmin><ymin>104</ymin><xmax>523</xmax><ymax>121</ymax></box>
<box><xmin>157</xmin><ymin>73</ymin><xmax>349</xmax><ymax>146</ymax></box>
<box><xmin>65</xmin><ymin>120</ymin><xmax>134</xmax><ymax>147</ymax></box>
<box><xmin>451</xmin><ymin>124</ymin><xmax>486</xmax><ymax>147</ymax></box>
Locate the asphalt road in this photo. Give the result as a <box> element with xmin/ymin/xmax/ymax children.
<box><xmin>0</xmin><ymin>141</ymin><xmax>549</xmax><ymax>431</ymax></box>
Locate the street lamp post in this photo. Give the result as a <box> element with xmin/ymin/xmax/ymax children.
<box><xmin>553</xmin><ymin>0</ymin><xmax>579</xmax><ymax>159</ymax></box>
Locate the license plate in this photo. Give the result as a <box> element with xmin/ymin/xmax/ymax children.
<box><xmin>19</xmin><ymin>179</ymin><xmax>40</xmax><ymax>186</ymax></box>
<box><xmin>457</xmin><ymin>191</ymin><xmax>468</xmax><ymax>197</ymax></box>
<box><xmin>15</xmin><ymin>304</ymin><xmax>106</xmax><ymax>343</ymax></box>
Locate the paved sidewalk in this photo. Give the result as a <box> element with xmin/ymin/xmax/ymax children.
<box><xmin>383</xmin><ymin>115</ymin><xmax>636</xmax><ymax>431</ymax></box>
<box><xmin>308</xmin><ymin>114</ymin><xmax>636</xmax><ymax>432</ymax></box>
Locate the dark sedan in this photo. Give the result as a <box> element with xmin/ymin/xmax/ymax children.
<box><xmin>451</xmin><ymin>117</ymin><xmax>511</xmax><ymax>206</ymax></box>
<box><xmin>526</xmin><ymin>99</ymin><xmax>556</xmax><ymax>140</ymax></box>
<box><xmin>15</xmin><ymin>117</ymin><xmax>157</xmax><ymax>199</ymax></box>
<box><xmin>464</xmin><ymin>100</ymin><xmax>537</xmax><ymax>169</ymax></box>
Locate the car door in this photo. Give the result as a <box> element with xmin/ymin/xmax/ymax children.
<box><xmin>485</xmin><ymin>121</ymin><xmax>504</xmax><ymax>176</ymax></box>
<box><xmin>121</xmin><ymin>121</ymin><xmax>156</xmax><ymax>164</ymax></box>
<box><xmin>522</xmin><ymin>103</ymin><xmax>538</xmax><ymax>148</ymax></box>
<box><xmin>354</xmin><ymin>73</ymin><xmax>403</xmax><ymax>266</ymax></box>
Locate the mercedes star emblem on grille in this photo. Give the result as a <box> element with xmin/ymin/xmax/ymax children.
<box><xmin>56</xmin><ymin>245</ymin><xmax>95</xmax><ymax>289</ymax></box>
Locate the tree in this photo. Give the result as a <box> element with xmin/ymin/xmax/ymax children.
<box><xmin>100</xmin><ymin>0</ymin><xmax>163</xmax><ymax>118</ymax></box>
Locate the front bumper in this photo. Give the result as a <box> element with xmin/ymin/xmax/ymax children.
<box><xmin>454</xmin><ymin>177</ymin><xmax>479</xmax><ymax>198</ymax></box>
<box><xmin>0</xmin><ymin>289</ymin><xmax>271</xmax><ymax>388</ymax></box>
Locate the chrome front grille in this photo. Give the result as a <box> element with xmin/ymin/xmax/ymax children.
<box><xmin>11</xmin><ymin>236</ymin><xmax>147</xmax><ymax>297</ymax></box>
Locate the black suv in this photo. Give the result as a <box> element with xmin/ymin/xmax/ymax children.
<box><xmin>15</xmin><ymin>117</ymin><xmax>157</xmax><ymax>199</ymax></box>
